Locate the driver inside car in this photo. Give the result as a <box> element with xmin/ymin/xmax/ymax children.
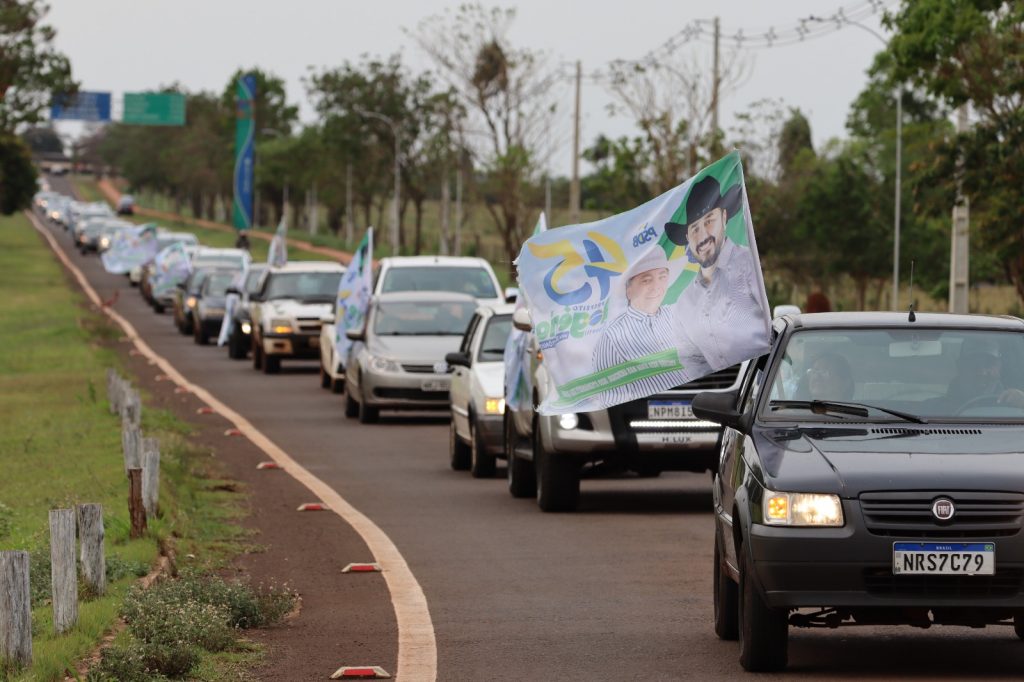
<box><xmin>939</xmin><ymin>350</ymin><xmax>1024</xmax><ymax>411</ymax></box>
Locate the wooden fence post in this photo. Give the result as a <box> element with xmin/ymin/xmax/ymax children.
<box><xmin>0</xmin><ymin>551</ymin><xmax>31</xmax><ymax>668</ymax></box>
<box><xmin>77</xmin><ymin>504</ymin><xmax>105</xmax><ymax>597</ymax></box>
<box><xmin>128</xmin><ymin>469</ymin><xmax>147</xmax><ymax>539</ymax></box>
<box><xmin>105</xmin><ymin>368</ymin><xmax>119</xmax><ymax>415</ymax></box>
<box><xmin>121</xmin><ymin>389</ymin><xmax>141</xmax><ymax>429</ymax></box>
<box><xmin>141</xmin><ymin>438</ymin><xmax>160</xmax><ymax>517</ymax></box>
<box><xmin>49</xmin><ymin>509</ymin><xmax>78</xmax><ymax>633</ymax></box>
<box><xmin>122</xmin><ymin>424</ymin><xmax>141</xmax><ymax>474</ymax></box>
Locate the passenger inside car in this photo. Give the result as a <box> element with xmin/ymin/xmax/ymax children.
<box><xmin>928</xmin><ymin>349</ymin><xmax>1024</xmax><ymax>411</ymax></box>
<box><xmin>802</xmin><ymin>353</ymin><xmax>855</xmax><ymax>401</ymax></box>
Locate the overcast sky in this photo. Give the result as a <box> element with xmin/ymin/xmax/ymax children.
<box><xmin>46</xmin><ymin>0</ymin><xmax>894</xmax><ymax>175</ymax></box>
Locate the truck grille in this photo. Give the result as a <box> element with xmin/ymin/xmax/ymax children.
<box><xmin>668</xmin><ymin>365</ymin><xmax>740</xmax><ymax>391</ymax></box>
<box><xmin>860</xmin><ymin>491</ymin><xmax>1024</xmax><ymax>538</ymax></box>
<box><xmin>863</xmin><ymin>566</ymin><xmax>1023</xmax><ymax>598</ymax></box>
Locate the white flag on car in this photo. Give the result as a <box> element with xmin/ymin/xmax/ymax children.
<box><xmin>334</xmin><ymin>227</ymin><xmax>374</xmax><ymax>369</ymax></box>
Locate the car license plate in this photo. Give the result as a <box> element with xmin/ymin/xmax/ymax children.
<box><xmin>892</xmin><ymin>542</ymin><xmax>995</xmax><ymax>575</ymax></box>
<box><xmin>635</xmin><ymin>432</ymin><xmax>693</xmax><ymax>446</ymax></box>
<box><xmin>648</xmin><ymin>400</ymin><xmax>693</xmax><ymax>420</ymax></box>
<box><xmin>421</xmin><ymin>379</ymin><xmax>448</xmax><ymax>392</ymax></box>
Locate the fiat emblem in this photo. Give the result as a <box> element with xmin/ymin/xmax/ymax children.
<box><xmin>932</xmin><ymin>498</ymin><xmax>955</xmax><ymax>521</ymax></box>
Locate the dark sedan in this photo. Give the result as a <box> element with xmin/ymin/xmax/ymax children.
<box><xmin>694</xmin><ymin>312</ymin><xmax>1024</xmax><ymax>672</ymax></box>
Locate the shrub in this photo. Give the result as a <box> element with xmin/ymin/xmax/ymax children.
<box><xmin>121</xmin><ymin>584</ymin><xmax>234</xmax><ymax>652</ymax></box>
<box><xmin>93</xmin><ymin>640</ymin><xmax>198</xmax><ymax>680</ymax></box>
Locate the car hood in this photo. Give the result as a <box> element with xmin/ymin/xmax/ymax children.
<box><xmin>368</xmin><ymin>335</ymin><xmax>462</xmax><ymax>364</ymax></box>
<box><xmin>756</xmin><ymin>425</ymin><xmax>1024</xmax><ymax>497</ymax></box>
<box><xmin>262</xmin><ymin>300</ymin><xmax>332</xmax><ymax>318</ymax></box>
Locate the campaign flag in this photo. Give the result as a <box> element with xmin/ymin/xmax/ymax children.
<box><xmin>216</xmin><ymin>263</ymin><xmax>249</xmax><ymax>346</ymax></box>
<box><xmin>150</xmin><ymin>241</ymin><xmax>192</xmax><ymax>298</ymax></box>
<box><xmin>101</xmin><ymin>224</ymin><xmax>158</xmax><ymax>274</ymax></box>
<box><xmin>233</xmin><ymin>75</ymin><xmax>256</xmax><ymax>230</ymax></box>
<box><xmin>504</xmin><ymin>212</ymin><xmax>547</xmax><ymax>410</ymax></box>
<box><xmin>333</xmin><ymin>228</ymin><xmax>373</xmax><ymax>369</ymax></box>
<box><xmin>267</xmin><ymin>215</ymin><xmax>288</xmax><ymax>267</ymax></box>
<box><xmin>515</xmin><ymin>151</ymin><xmax>771</xmax><ymax>414</ymax></box>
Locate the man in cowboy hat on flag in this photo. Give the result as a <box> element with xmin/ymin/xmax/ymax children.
<box><xmin>664</xmin><ymin>174</ymin><xmax>769</xmax><ymax>369</ymax></box>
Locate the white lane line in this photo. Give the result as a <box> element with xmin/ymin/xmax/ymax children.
<box><xmin>26</xmin><ymin>211</ymin><xmax>437</xmax><ymax>681</ymax></box>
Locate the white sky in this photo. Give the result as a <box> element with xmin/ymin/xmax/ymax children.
<box><xmin>45</xmin><ymin>0</ymin><xmax>894</xmax><ymax>175</ymax></box>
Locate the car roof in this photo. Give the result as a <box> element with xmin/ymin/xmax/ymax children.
<box><xmin>376</xmin><ymin>291</ymin><xmax>478</xmax><ymax>303</ymax></box>
<box><xmin>476</xmin><ymin>303</ymin><xmax>516</xmax><ymax>316</ymax></box>
<box><xmin>379</xmin><ymin>255</ymin><xmax>492</xmax><ymax>268</ymax></box>
<box><xmin>266</xmin><ymin>261</ymin><xmax>345</xmax><ymax>273</ymax></box>
<box><xmin>195</xmin><ymin>247</ymin><xmax>248</xmax><ymax>257</ymax></box>
<box><xmin>785</xmin><ymin>311</ymin><xmax>1024</xmax><ymax>331</ymax></box>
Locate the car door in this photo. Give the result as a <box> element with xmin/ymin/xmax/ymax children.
<box><xmin>450</xmin><ymin>313</ymin><xmax>481</xmax><ymax>439</ymax></box>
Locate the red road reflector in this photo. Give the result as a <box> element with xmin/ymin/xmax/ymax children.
<box><xmin>330</xmin><ymin>666</ymin><xmax>390</xmax><ymax>680</ymax></box>
<box><xmin>342</xmin><ymin>563</ymin><xmax>381</xmax><ymax>573</ymax></box>
<box><xmin>256</xmin><ymin>461</ymin><xmax>281</xmax><ymax>470</ymax></box>
<box><xmin>196</xmin><ymin>406</ymin><xmax>214</xmax><ymax>415</ymax></box>
<box><xmin>297</xmin><ymin>503</ymin><xmax>328</xmax><ymax>512</ymax></box>
<box><xmin>174</xmin><ymin>386</ymin><xmax>189</xmax><ymax>394</ymax></box>
<box><xmin>224</xmin><ymin>428</ymin><xmax>243</xmax><ymax>437</ymax></box>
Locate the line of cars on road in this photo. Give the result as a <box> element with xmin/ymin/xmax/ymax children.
<box><xmin>37</xmin><ymin>186</ymin><xmax>1024</xmax><ymax>672</ymax></box>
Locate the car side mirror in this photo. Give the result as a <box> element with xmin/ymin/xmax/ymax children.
<box><xmin>504</xmin><ymin>287</ymin><xmax>519</xmax><ymax>303</ymax></box>
<box><xmin>345</xmin><ymin>327</ymin><xmax>365</xmax><ymax>342</ymax></box>
<box><xmin>692</xmin><ymin>389</ymin><xmax>748</xmax><ymax>433</ymax></box>
<box><xmin>512</xmin><ymin>307</ymin><xmax>532</xmax><ymax>332</ymax></box>
<box><xmin>226</xmin><ymin>286</ymin><xmax>241</xmax><ymax>296</ymax></box>
<box><xmin>445</xmin><ymin>351</ymin><xmax>471</xmax><ymax>368</ymax></box>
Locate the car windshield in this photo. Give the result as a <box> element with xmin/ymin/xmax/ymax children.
<box><xmin>203</xmin><ymin>272</ymin><xmax>235</xmax><ymax>297</ymax></box>
<box><xmin>477</xmin><ymin>314</ymin><xmax>512</xmax><ymax>361</ymax></box>
<box><xmin>380</xmin><ymin>266</ymin><xmax>497</xmax><ymax>299</ymax></box>
<box><xmin>374</xmin><ymin>300</ymin><xmax>477</xmax><ymax>336</ymax></box>
<box><xmin>244</xmin><ymin>269</ymin><xmax>265</xmax><ymax>294</ymax></box>
<box><xmin>764</xmin><ymin>328</ymin><xmax>1024</xmax><ymax>422</ymax></box>
<box><xmin>265</xmin><ymin>272</ymin><xmax>341</xmax><ymax>302</ymax></box>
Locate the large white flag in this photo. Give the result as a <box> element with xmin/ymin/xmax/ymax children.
<box><xmin>515</xmin><ymin>151</ymin><xmax>771</xmax><ymax>414</ymax></box>
<box><xmin>504</xmin><ymin>212</ymin><xmax>547</xmax><ymax>410</ymax></box>
<box><xmin>334</xmin><ymin>228</ymin><xmax>373</xmax><ymax>369</ymax></box>
<box><xmin>267</xmin><ymin>215</ymin><xmax>288</xmax><ymax>267</ymax></box>
<box><xmin>101</xmin><ymin>224</ymin><xmax>158</xmax><ymax>274</ymax></box>
<box><xmin>216</xmin><ymin>262</ymin><xmax>249</xmax><ymax>347</ymax></box>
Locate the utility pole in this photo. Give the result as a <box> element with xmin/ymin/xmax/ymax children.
<box><xmin>893</xmin><ymin>91</ymin><xmax>902</xmax><ymax>310</ymax></box>
<box><xmin>711</xmin><ymin>16</ymin><xmax>720</xmax><ymax>157</ymax></box>
<box><xmin>454</xmin><ymin>164</ymin><xmax>463</xmax><ymax>256</ymax></box>
<box><xmin>440</xmin><ymin>164</ymin><xmax>450</xmax><ymax>255</ymax></box>
<box><xmin>569</xmin><ymin>60</ymin><xmax>582</xmax><ymax>224</ymax></box>
<box><xmin>310</xmin><ymin>181</ymin><xmax>318</xmax><ymax>235</ymax></box>
<box><xmin>949</xmin><ymin>105</ymin><xmax>970</xmax><ymax>314</ymax></box>
<box><xmin>345</xmin><ymin>162</ymin><xmax>353</xmax><ymax>245</ymax></box>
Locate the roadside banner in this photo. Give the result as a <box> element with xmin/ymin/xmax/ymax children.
<box><xmin>101</xmin><ymin>224</ymin><xmax>158</xmax><ymax>274</ymax></box>
<box><xmin>232</xmin><ymin>75</ymin><xmax>256</xmax><ymax>230</ymax></box>
<box><xmin>267</xmin><ymin>215</ymin><xmax>288</xmax><ymax>267</ymax></box>
<box><xmin>334</xmin><ymin>227</ymin><xmax>373</xmax><ymax>369</ymax></box>
<box><xmin>50</xmin><ymin>91</ymin><xmax>112</xmax><ymax>122</ymax></box>
<box><xmin>150</xmin><ymin>241</ymin><xmax>192</xmax><ymax>298</ymax></box>
<box><xmin>515</xmin><ymin>151</ymin><xmax>771</xmax><ymax>414</ymax></box>
<box><xmin>505</xmin><ymin>212</ymin><xmax>547</xmax><ymax>410</ymax></box>
<box><xmin>216</xmin><ymin>263</ymin><xmax>249</xmax><ymax>347</ymax></box>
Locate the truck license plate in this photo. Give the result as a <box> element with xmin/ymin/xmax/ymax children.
<box><xmin>635</xmin><ymin>432</ymin><xmax>693</xmax><ymax>446</ymax></box>
<box><xmin>892</xmin><ymin>542</ymin><xmax>995</xmax><ymax>575</ymax></box>
<box><xmin>648</xmin><ymin>400</ymin><xmax>693</xmax><ymax>420</ymax></box>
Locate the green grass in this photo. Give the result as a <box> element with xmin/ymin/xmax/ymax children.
<box><xmin>0</xmin><ymin>214</ymin><xmax>256</xmax><ymax>680</ymax></box>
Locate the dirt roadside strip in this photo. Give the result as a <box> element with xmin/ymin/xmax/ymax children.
<box><xmin>94</xmin><ymin>178</ymin><xmax>354</xmax><ymax>265</ymax></box>
<box><xmin>26</xmin><ymin>210</ymin><xmax>436</xmax><ymax>680</ymax></box>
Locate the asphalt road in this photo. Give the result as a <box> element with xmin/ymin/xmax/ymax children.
<box><xmin>36</xmin><ymin>177</ymin><xmax>1024</xmax><ymax>679</ymax></box>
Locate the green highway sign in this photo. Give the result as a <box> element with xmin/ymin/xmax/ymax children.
<box><xmin>122</xmin><ymin>92</ymin><xmax>186</xmax><ymax>126</ymax></box>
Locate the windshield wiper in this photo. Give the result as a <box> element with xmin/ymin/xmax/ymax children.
<box><xmin>771</xmin><ymin>400</ymin><xmax>928</xmax><ymax>424</ymax></box>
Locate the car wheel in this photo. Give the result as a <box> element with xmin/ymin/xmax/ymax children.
<box><xmin>153</xmin><ymin>302</ymin><xmax>165</xmax><ymax>313</ymax></box>
<box><xmin>331</xmin><ymin>374</ymin><xmax>345</xmax><ymax>394</ymax></box>
<box><xmin>714</xmin><ymin>531</ymin><xmax>739</xmax><ymax>641</ymax></box>
<box><xmin>1015</xmin><ymin>616</ymin><xmax>1024</xmax><ymax>640</ymax></box>
<box><xmin>534</xmin><ymin>425</ymin><xmax>579</xmax><ymax>512</ymax></box>
<box><xmin>263</xmin><ymin>354</ymin><xmax>281</xmax><ymax>375</ymax></box>
<box><xmin>252</xmin><ymin>339</ymin><xmax>263</xmax><ymax>370</ymax></box>
<box><xmin>738</xmin><ymin>545</ymin><xmax>788</xmax><ymax>672</ymax></box>
<box><xmin>193</xmin><ymin>317</ymin><xmax>207</xmax><ymax>345</ymax></box>
<box><xmin>469</xmin><ymin>417</ymin><xmax>496</xmax><ymax>478</ymax></box>
<box><xmin>228</xmin><ymin>331</ymin><xmax>246</xmax><ymax>360</ymax></box>
<box><xmin>449</xmin><ymin>418</ymin><xmax>470</xmax><ymax>471</ymax></box>
<box><xmin>357</xmin><ymin>395</ymin><xmax>379</xmax><ymax>424</ymax></box>
<box><xmin>344</xmin><ymin>387</ymin><xmax>359</xmax><ymax>418</ymax></box>
<box><xmin>506</xmin><ymin>414</ymin><xmax>536</xmax><ymax>498</ymax></box>
<box><xmin>320</xmin><ymin>364</ymin><xmax>331</xmax><ymax>389</ymax></box>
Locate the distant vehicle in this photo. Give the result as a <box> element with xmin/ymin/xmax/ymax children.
<box><xmin>116</xmin><ymin>194</ymin><xmax>135</xmax><ymax>216</ymax></box>
<box><xmin>69</xmin><ymin>202</ymin><xmax>114</xmax><ymax>240</ymax></box>
<box><xmin>249</xmin><ymin>262</ymin><xmax>346</xmax><ymax>374</ymax></box>
<box><xmin>78</xmin><ymin>217</ymin><xmax>131</xmax><ymax>254</ymax></box>
<box><xmin>447</xmin><ymin>303</ymin><xmax>514</xmax><ymax>477</ymax></box>
<box><xmin>697</xmin><ymin>312</ymin><xmax>1024</xmax><ymax>672</ymax></box>
<box><xmin>97</xmin><ymin>222</ymin><xmax>132</xmax><ymax>253</ymax></box>
<box><xmin>130</xmin><ymin>232</ymin><xmax>199</xmax><ymax>286</ymax></box>
<box><xmin>343</xmin><ymin>291</ymin><xmax>477</xmax><ymax>424</ymax></box>
<box><xmin>190</xmin><ymin>246</ymin><xmax>251</xmax><ymax>272</ymax></box>
<box><xmin>318</xmin><ymin>312</ymin><xmax>346</xmax><ymax>394</ymax></box>
<box><xmin>504</xmin><ymin>307</ymin><xmax>742</xmax><ymax>512</ymax></box>
<box><xmin>149</xmin><ymin>244</ymin><xmax>201</xmax><ymax>312</ymax></box>
<box><xmin>173</xmin><ymin>266</ymin><xmax>241</xmax><ymax>336</ymax></box>
<box><xmin>373</xmin><ymin>256</ymin><xmax>504</xmax><ymax>306</ymax></box>
<box><xmin>224</xmin><ymin>264</ymin><xmax>268</xmax><ymax>360</ymax></box>
<box><xmin>191</xmin><ymin>270</ymin><xmax>236</xmax><ymax>345</ymax></box>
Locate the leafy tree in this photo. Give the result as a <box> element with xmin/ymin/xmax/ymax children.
<box><xmin>580</xmin><ymin>134</ymin><xmax>649</xmax><ymax>213</ymax></box>
<box><xmin>0</xmin><ymin>0</ymin><xmax>75</xmax><ymax>133</ymax></box>
<box><xmin>219</xmin><ymin>68</ymin><xmax>298</xmax><ymax>138</ymax></box>
<box><xmin>0</xmin><ymin>132</ymin><xmax>36</xmax><ymax>213</ymax></box>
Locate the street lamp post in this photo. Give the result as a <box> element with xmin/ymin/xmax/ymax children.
<box><xmin>356</xmin><ymin>108</ymin><xmax>401</xmax><ymax>256</ymax></box>
<box><xmin>810</xmin><ymin>16</ymin><xmax>902</xmax><ymax>310</ymax></box>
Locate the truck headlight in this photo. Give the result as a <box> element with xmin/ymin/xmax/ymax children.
<box><xmin>484</xmin><ymin>397</ymin><xmax>505</xmax><ymax>415</ymax></box>
<box><xmin>368</xmin><ymin>355</ymin><xmax>400</xmax><ymax>373</ymax></box>
<box><xmin>186</xmin><ymin>296</ymin><xmax>197</xmax><ymax>308</ymax></box>
<box><xmin>763</xmin><ymin>490</ymin><xmax>844</xmax><ymax>527</ymax></box>
<box><xmin>270</xmin><ymin>318</ymin><xmax>293</xmax><ymax>334</ymax></box>
<box><xmin>241</xmin><ymin>322</ymin><xmax>252</xmax><ymax>334</ymax></box>
<box><xmin>558</xmin><ymin>413</ymin><xmax>579</xmax><ymax>430</ymax></box>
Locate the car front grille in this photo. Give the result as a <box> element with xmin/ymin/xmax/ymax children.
<box><xmin>373</xmin><ymin>387</ymin><xmax>449</xmax><ymax>401</ymax></box>
<box><xmin>401</xmin><ymin>364</ymin><xmax>452</xmax><ymax>374</ymax></box>
<box><xmin>667</xmin><ymin>365</ymin><xmax>740</xmax><ymax>391</ymax></box>
<box><xmin>860</xmin><ymin>491</ymin><xmax>1024</xmax><ymax>538</ymax></box>
<box><xmin>863</xmin><ymin>566</ymin><xmax>1023</xmax><ymax>598</ymax></box>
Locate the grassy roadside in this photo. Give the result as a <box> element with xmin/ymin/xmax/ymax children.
<box><xmin>0</xmin><ymin>213</ymin><xmax>263</xmax><ymax>680</ymax></box>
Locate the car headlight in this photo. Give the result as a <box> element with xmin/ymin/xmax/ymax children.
<box><xmin>270</xmin><ymin>318</ymin><xmax>293</xmax><ymax>334</ymax></box>
<box><xmin>763</xmin><ymin>490</ymin><xmax>844</xmax><ymax>527</ymax></box>
<box><xmin>241</xmin><ymin>322</ymin><xmax>252</xmax><ymax>334</ymax></box>
<box><xmin>100</xmin><ymin>237</ymin><xmax>110</xmax><ymax>248</ymax></box>
<box><xmin>367</xmin><ymin>355</ymin><xmax>401</xmax><ymax>373</ymax></box>
<box><xmin>558</xmin><ymin>413</ymin><xmax>579</xmax><ymax>430</ymax></box>
<box><xmin>484</xmin><ymin>397</ymin><xmax>505</xmax><ymax>415</ymax></box>
<box><xmin>186</xmin><ymin>296</ymin><xmax>197</xmax><ymax>308</ymax></box>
